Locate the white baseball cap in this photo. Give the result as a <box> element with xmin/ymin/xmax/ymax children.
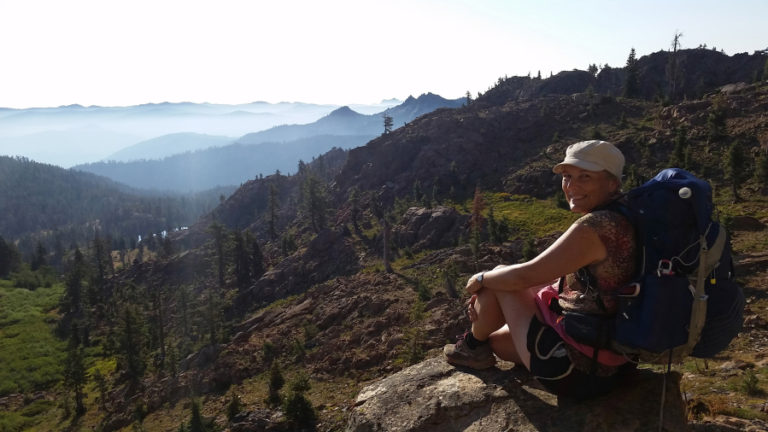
<box><xmin>552</xmin><ymin>140</ymin><xmax>625</xmax><ymax>179</ymax></box>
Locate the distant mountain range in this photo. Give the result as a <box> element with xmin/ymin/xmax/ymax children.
<box><xmin>105</xmin><ymin>133</ymin><xmax>235</xmax><ymax>162</ymax></box>
<box><xmin>0</xmin><ymin>100</ymin><xmax>399</xmax><ymax>167</ymax></box>
<box><xmin>72</xmin><ymin>93</ymin><xmax>465</xmax><ymax>192</ymax></box>
<box><xmin>238</xmin><ymin>93</ymin><xmax>464</xmax><ymax>146</ymax></box>
<box><xmin>73</xmin><ymin>135</ymin><xmax>371</xmax><ymax>192</ymax></box>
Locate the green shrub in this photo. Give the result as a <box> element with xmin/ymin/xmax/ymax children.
<box><xmin>226</xmin><ymin>393</ymin><xmax>242</xmax><ymax>421</ymax></box>
<box><xmin>522</xmin><ymin>237</ymin><xmax>537</xmax><ymax>262</ymax></box>
<box><xmin>0</xmin><ymin>284</ymin><xmax>65</xmax><ymax>397</ymax></box>
<box><xmin>20</xmin><ymin>399</ymin><xmax>54</xmax><ymax>417</ymax></box>
<box><xmin>262</xmin><ymin>341</ymin><xmax>276</xmax><ymax>364</ymax></box>
<box><xmin>266</xmin><ymin>362</ymin><xmax>284</xmax><ymax>407</ymax></box>
<box><xmin>416</xmin><ymin>282</ymin><xmax>431</xmax><ymax>302</ymax></box>
<box><xmin>0</xmin><ymin>412</ymin><xmax>33</xmax><ymax>432</ymax></box>
<box><xmin>283</xmin><ymin>392</ymin><xmax>317</xmax><ymax>429</ymax></box>
<box><xmin>397</xmin><ymin>328</ymin><xmax>425</xmax><ymax>366</ymax></box>
<box><xmin>741</xmin><ymin>369</ymin><xmax>762</xmax><ymax>396</ymax></box>
<box><xmin>284</xmin><ymin>372</ymin><xmax>316</xmax><ymax>429</ymax></box>
<box><xmin>303</xmin><ymin>322</ymin><xmax>319</xmax><ymax>345</ymax></box>
<box><xmin>11</xmin><ymin>266</ymin><xmax>57</xmax><ymax>290</ymax></box>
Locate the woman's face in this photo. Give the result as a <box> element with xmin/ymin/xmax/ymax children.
<box><xmin>560</xmin><ymin>165</ymin><xmax>620</xmax><ymax>213</ymax></box>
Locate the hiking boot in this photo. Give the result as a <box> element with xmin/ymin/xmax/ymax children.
<box><xmin>443</xmin><ymin>332</ymin><xmax>497</xmax><ymax>369</ymax></box>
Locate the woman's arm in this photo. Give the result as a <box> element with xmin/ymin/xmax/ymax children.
<box><xmin>466</xmin><ymin>221</ymin><xmax>607</xmax><ymax>294</ymax></box>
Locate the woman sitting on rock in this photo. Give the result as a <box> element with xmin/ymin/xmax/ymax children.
<box><xmin>444</xmin><ymin>140</ymin><xmax>637</xmax><ymax>398</ymax></box>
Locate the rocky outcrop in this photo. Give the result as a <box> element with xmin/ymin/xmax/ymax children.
<box><xmin>347</xmin><ymin>356</ymin><xmax>687</xmax><ymax>432</ymax></box>
<box><xmin>392</xmin><ymin>206</ymin><xmax>469</xmax><ymax>252</ymax></box>
<box><xmin>230</xmin><ymin>228</ymin><xmax>360</xmax><ymax>316</ymax></box>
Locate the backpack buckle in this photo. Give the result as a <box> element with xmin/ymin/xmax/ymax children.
<box><xmin>657</xmin><ymin>259</ymin><xmax>674</xmax><ymax>276</ymax></box>
<box><xmin>617</xmin><ymin>282</ymin><xmax>641</xmax><ymax>297</ymax></box>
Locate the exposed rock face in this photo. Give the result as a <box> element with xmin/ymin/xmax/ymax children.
<box><xmin>347</xmin><ymin>356</ymin><xmax>687</xmax><ymax>432</ymax></box>
<box><xmin>392</xmin><ymin>206</ymin><xmax>469</xmax><ymax>252</ymax></box>
<box><xmin>231</xmin><ymin>228</ymin><xmax>360</xmax><ymax>316</ymax></box>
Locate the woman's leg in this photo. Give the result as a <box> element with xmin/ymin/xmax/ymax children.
<box><xmin>474</xmin><ymin>287</ymin><xmax>539</xmax><ymax>370</ymax></box>
<box><xmin>469</xmin><ymin>287</ymin><xmax>507</xmax><ymax>339</ymax></box>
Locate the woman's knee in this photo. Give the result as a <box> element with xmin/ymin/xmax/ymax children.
<box><xmin>496</xmin><ymin>289</ymin><xmax>538</xmax><ymax>318</ymax></box>
<box><xmin>488</xmin><ymin>326</ymin><xmax>516</xmax><ymax>361</ymax></box>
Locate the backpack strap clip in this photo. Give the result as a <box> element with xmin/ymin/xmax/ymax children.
<box><xmin>657</xmin><ymin>259</ymin><xmax>674</xmax><ymax>276</ymax></box>
<box><xmin>617</xmin><ymin>281</ymin><xmax>641</xmax><ymax>298</ymax></box>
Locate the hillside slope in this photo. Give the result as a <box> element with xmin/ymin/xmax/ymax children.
<box><xmin>6</xmin><ymin>49</ymin><xmax>768</xmax><ymax>431</ymax></box>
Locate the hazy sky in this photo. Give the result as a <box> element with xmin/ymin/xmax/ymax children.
<box><xmin>1</xmin><ymin>0</ymin><xmax>766</xmax><ymax>109</ymax></box>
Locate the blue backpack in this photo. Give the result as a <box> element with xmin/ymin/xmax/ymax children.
<box><xmin>610</xmin><ymin>168</ymin><xmax>745</xmax><ymax>363</ymax></box>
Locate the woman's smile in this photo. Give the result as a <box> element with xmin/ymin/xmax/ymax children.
<box><xmin>560</xmin><ymin>165</ymin><xmax>619</xmax><ymax>213</ymax></box>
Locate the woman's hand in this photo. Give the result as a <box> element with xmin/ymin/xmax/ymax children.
<box><xmin>466</xmin><ymin>272</ymin><xmax>484</xmax><ymax>294</ymax></box>
<box><xmin>466</xmin><ymin>294</ymin><xmax>478</xmax><ymax>322</ymax></box>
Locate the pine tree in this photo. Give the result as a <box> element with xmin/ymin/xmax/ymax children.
<box><xmin>707</xmin><ymin>95</ymin><xmax>727</xmax><ymax>143</ymax></box>
<box><xmin>232</xmin><ymin>230</ymin><xmax>250</xmax><ymax>288</ymax></box>
<box><xmin>58</xmin><ymin>248</ymin><xmax>87</xmax><ymax>340</ymax></box>
<box><xmin>487</xmin><ymin>205</ymin><xmax>510</xmax><ymax>245</ymax></box>
<box><xmin>349</xmin><ymin>187</ymin><xmax>361</xmax><ymax>232</ymax></box>
<box><xmin>30</xmin><ymin>241</ymin><xmax>47</xmax><ymax>271</ymax></box>
<box><xmin>487</xmin><ymin>205</ymin><xmax>500</xmax><ymax>245</ymax></box>
<box><xmin>268</xmin><ymin>183</ymin><xmax>279</xmax><ymax>240</ymax></box>
<box><xmin>382</xmin><ymin>217</ymin><xmax>393</xmax><ymax>273</ymax></box>
<box><xmin>623</xmin><ymin>47</ymin><xmax>640</xmax><ymax>98</ymax></box>
<box><xmin>382</xmin><ymin>114</ymin><xmax>394</xmax><ymax>134</ymax></box>
<box><xmin>431</xmin><ymin>178</ymin><xmax>440</xmax><ymax>206</ymax></box>
<box><xmin>302</xmin><ymin>173</ymin><xmax>327</xmax><ymax>233</ymax></box>
<box><xmin>725</xmin><ymin>140</ymin><xmax>748</xmax><ymax>202</ymax></box>
<box><xmin>755</xmin><ymin>149</ymin><xmax>768</xmax><ymax>186</ymax></box>
<box><xmin>162</xmin><ymin>236</ymin><xmax>173</xmax><ymax>258</ymax></box>
<box><xmin>207</xmin><ymin>222</ymin><xmax>227</xmax><ymax>286</ymax></box>
<box><xmin>283</xmin><ymin>372</ymin><xmax>317</xmax><ymax>429</ymax></box>
<box><xmin>245</xmin><ymin>230</ymin><xmax>265</xmax><ymax>281</ymax></box>
<box><xmin>470</xmin><ymin>187</ymin><xmax>485</xmax><ymax>267</ymax></box>
<box><xmin>177</xmin><ymin>285</ymin><xmax>191</xmax><ymax>348</ymax></box>
<box><xmin>90</xmin><ymin>230</ymin><xmax>110</xmax><ymax>308</ymax></box>
<box><xmin>763</xmin><ymin>58</ymin><xmax>768</xmax><ymax>82</ymax></box>
<box><xmin>442</xmin><ymin>265</ymin><xmax>458</xmax><ymax>299</ymax></box>
<box><xmin>205</xmin><ymin>287</ymin><xmax>219</xmax><ymax>346</ymax></box>
<box><xmin>0</xmin><ymin>236</ymin><xmax>20</xmax><ymax>278</ymax></box>
<box><xmin>118</xmin><ymin>305</ymin><xmax>146</xmax><ymax>388</ymax></box>
<box><xmin>63</xmin><ymin>325</ymin><xmax>88</xmax><ymax>416</ymax></box>
<box><xmin>667</xmin><ymin>32</ymin><xmax>684</xmax><ymax>101</ymax></box>
<box><xmin>92</xmin><ymin>369</ymin><xmax>108</xmax><ymax>410</ymax></box>
<box><xmin>522</xmin><ymin>237</ymin><xmax>537</xmax><ymax>261</ymax></box>
<box><xmin>266</xmin><ymin>361</ymin><xmax>285</xmax><ymax>406</ymax></box>
<box><xmin>227</xmin><ymin>392</ymin><xmax>242</xmax><ymax>422</ymax></box>
<box><xmin>669</xmin><ymin>127</ymin><xmax>688</xmax><ymax>168</ymax></box>
<box><xmin>152</xmin><ymin>287</ymin><xmax>167</xmax><ymax>372</ymax></box>
<box><xmin>65</xmin><ymin>249</ymin><xmax>86</xmax><ymax>314</ymax></box>
<box><xmin>188</xmin><ymin>399</ymin><xmax>207</xmax><ymax>432</ymax></box>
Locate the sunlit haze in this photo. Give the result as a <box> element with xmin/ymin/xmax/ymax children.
<box><xmin>1</xmin><ymin>0</ymin><xmax>766</xmax><ymax>109</ymax></box>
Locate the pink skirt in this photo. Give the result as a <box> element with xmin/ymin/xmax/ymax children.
<box><xmin>535</xmin><ymin>284</ymin><xmax>628</xmax><ymax>367</ymax></box>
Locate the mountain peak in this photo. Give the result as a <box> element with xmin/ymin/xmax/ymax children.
<box><xmin>328</xmin><ymin>106</ymin><xmax>360</xmax><ymax>117</ymax></box>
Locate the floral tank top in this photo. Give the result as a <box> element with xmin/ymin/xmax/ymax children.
<box><xmin>535</xmin><ymin>208</ymin><xmax>637</xmax><ymax>372</ymax></box>
<box><xmin>559</xmin><ymin>209</ymin><xmax>637</xmax><ymax>315</ymax></box>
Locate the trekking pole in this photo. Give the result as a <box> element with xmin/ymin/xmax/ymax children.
<box><xmin>658</xmin><ymin>350</ymin><xmax>672</xmax><ymax>432</ymax></box>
